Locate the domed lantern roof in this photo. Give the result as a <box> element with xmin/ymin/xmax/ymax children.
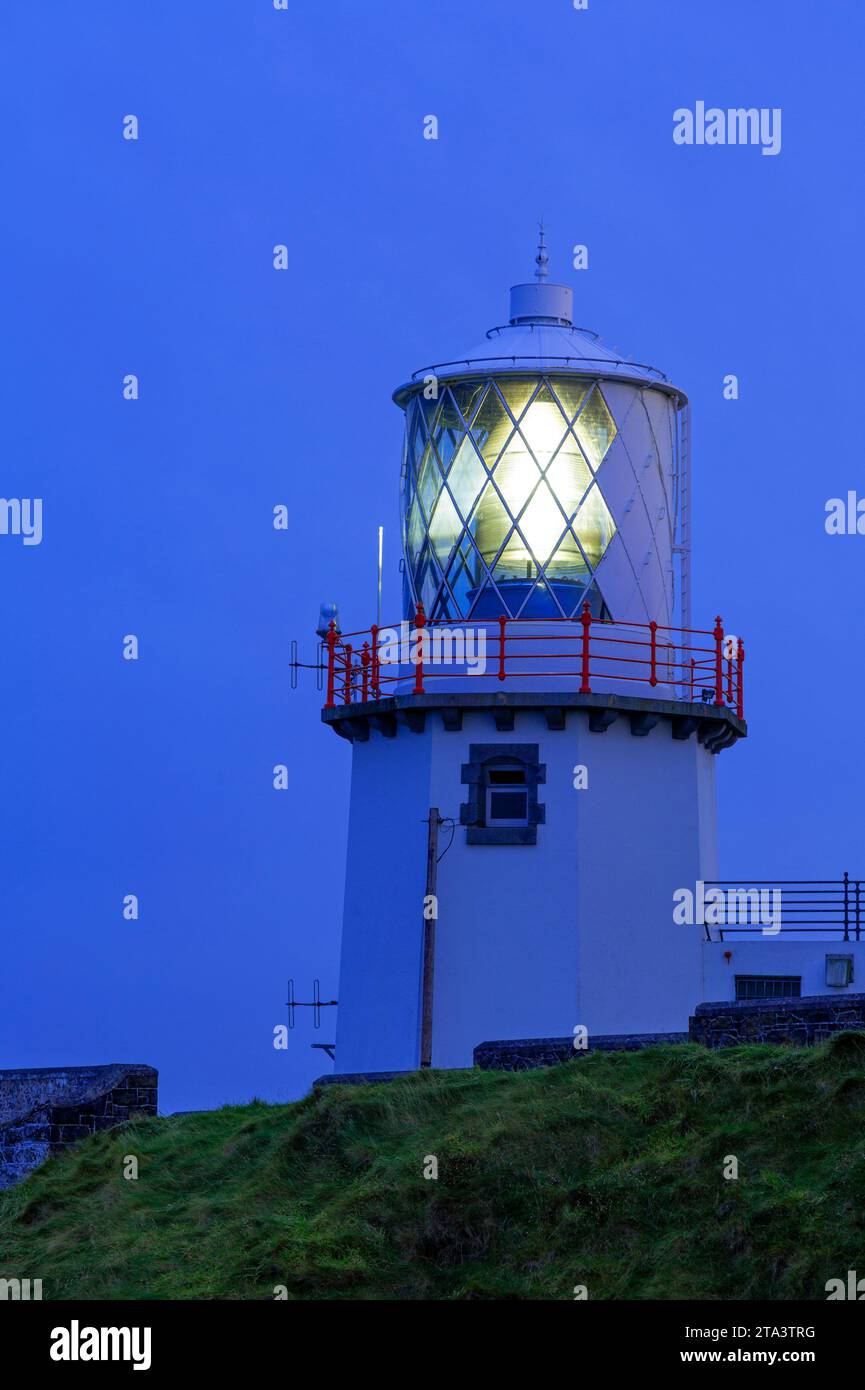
<box><xmin>394</xmin><ymin>231</ymin><xmax>686</xmax><ymax>407</ymax></box>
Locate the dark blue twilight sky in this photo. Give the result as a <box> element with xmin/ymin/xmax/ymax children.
<box><xmin>0</xmin><ymin>1</ymin><xmax>862</xmax><ymax>1112</ymax></box>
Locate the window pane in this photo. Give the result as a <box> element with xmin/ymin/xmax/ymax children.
<box><xmin>489</xmin><ymin>791</ymin><xmax>528</xmax><ymax>820</ymax></box>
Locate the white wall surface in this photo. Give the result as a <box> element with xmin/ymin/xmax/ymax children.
<box><xmin>335</xmin><ymin>707</ymin><xmax>721</xmax><ymax>1072</ymax></box>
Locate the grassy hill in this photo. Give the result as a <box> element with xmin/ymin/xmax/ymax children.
<box><xmin>2</xmin><ymin>1037</ymin><xmax>865</xmax><ymax>1300</ymax></box>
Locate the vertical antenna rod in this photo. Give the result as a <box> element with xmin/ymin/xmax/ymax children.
<box><xmin>678</xmin><ymin>405</ymin><xmax>692</xmax><ymax>631</ymax></box>
<box><xmin>376</xmin><ymin>526</ymin><xmax>383</xmax><ymax>628</ymax></box>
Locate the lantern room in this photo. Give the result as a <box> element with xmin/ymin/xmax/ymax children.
<box><xmin>393</xmin><ymin>238</ymin><xmax>689</xmax><ymax>627</ymax></box>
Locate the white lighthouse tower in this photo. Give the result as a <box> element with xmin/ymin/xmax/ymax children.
<box><xmin>322</xmin><ymin>241</ymin><xmax>746</xmax><ymax>1076</ymax></box>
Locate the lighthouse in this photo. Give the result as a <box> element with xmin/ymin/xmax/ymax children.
<box><xmin>322</xmin><ymin>240</ymin><xmax>746</xmax><ymax>1075</ymax></box>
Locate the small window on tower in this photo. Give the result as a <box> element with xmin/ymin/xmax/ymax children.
<box><xmin>485</xmin><ymin>767</ymin><xmax>529</xmax><ymax>825</ymax></box>
<box><xmin>460</xmin><ymin>744</ymin><xmax>546</xmax><ymax>845</ymax></box>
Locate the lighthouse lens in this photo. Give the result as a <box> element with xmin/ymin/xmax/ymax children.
<box><xmin>402</xmin><ymin>377</ymin><xmax>617</xmax><ymax>618</ymax></box>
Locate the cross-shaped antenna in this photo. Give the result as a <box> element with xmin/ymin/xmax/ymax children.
<box><xmin>289</xmin><ymin>639</ymin><xmax>326</xmax><ymax>692</ymax></box>
<box><xmin>289</xmin><ymin>603</ymin><xmax>341</xmax><ymax>693</ymax></box>
<box><xmin>286</xmin><ymin>978</ymin><xmax>338</xmax><ymax>1030</ymax></box>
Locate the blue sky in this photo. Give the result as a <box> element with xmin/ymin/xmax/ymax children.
<box><xmin>0</xmin><ymin>0</ymin><xmax>862</xmax><ymax>1112</ymax></box>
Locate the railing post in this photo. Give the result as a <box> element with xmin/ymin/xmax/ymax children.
<box><xmin>713</xmin><ymin>616</ymin><xmax>724</xmax><ymax>705</ymax></box>
<box><xmin>413</xmin><ymin>602</ymin><xmax>426</xmax><ymax>695</ymax></box>
<box><xmin>736</xmin><ymin>639</ymin><xmax>745</xmax><ymax>720</ymax></box>
<box><xmin>857</xmin><ymin>878</ymin><xmax>861</xmax><ymax>943</ymax></box>
<box><xmin>342</xmin><ymin>643</ymin><xmax>353</xmax><ymax>705</ymax></box>
<box><xmin>361</xmin><ymin>642</ymin><xmax>370</xmax><ymax>702</ymax></box>
<box><xmin>324</xmin><ymin>621</ymin><xmax>337</xmax><ymax>709</ymax></box>
<box><xmin>498</xmin><ymin>615</ymin><xmax>506</xmax><ymax>682</ymax></box>
<box><xmin>649</xmin><ymin>619</ymin><xmax>657</xmax><ymax>687</ymax></box>
<box><xmin>844</xmin><ymin>871</ymin><xmax>850</xmax><ymax>943</ymax></box>
<box><xmin>689</xmin><ymin>656</ymin><xmax>695</xmax><ymax>702</ymax></box>
<box><xmin>579</xmin><ymin>601</ymin><xmax>592</xmax><ymax>694</ymax></box>
<box><xmin>370</xmin><ymin>623</ymin><xmax>380</xmax><ymax>698</ymax></box>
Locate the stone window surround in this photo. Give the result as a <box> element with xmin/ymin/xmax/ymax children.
<box><xmin>460</xmin><ymin>742</ymin><xmax>546</xmax><ymax>845</ymax></box>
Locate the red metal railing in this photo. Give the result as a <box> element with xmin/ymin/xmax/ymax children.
<box><xmin>323</xmin><ymin>601</ymin><xmax>745</xmax><ymax>721</ymax></box>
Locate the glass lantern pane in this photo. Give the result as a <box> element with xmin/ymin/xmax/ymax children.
<box><xmin>493</xmin><ymin>533</ymin><xmax>533</xmax><ymax>581</ymax></box>
<box><xmin>407</xmin><ymin>497</ymin><xmax>425</xmax><ymax>557</ymax></box>
<box><xmin>459</xmin><ymin>532</ymin><xmax>482</xmax><ymax>574</ymax></box>
<box><xmin>546</xmin><ymin>530</ymin><xmax>589</xmax><ymax>581</ymax></box>
<box><xmin>517</xmin><ymin>483</ymin><xmax>567</xmax><ymax>567</ymax></box>
<box><xmin>447</xmin><ymin>437</ymin><xmax>486</xmax><ymax>520</ymax></box>
<box><xmin>545</xmin><ymin>436</ymin><xmax>593</xmax><ymax>519</ymax></box>
<box><xmin>432</xmin><ymin>391</ymin><xmax>464</xmax><ymax>474</ymax></box>
<box><xmin>400</xmin><ymin>451</ymin><xmax>413</xmax><ymax>519</ymax></box>
<box><xmin>417</xmin><ymin>447</ymin><xmax>441</xmax><ymax>519</ymax></box>
<box><xmin>551</xmin><ymin>379</ymin><xmax>590</xmax><ymax>423</ymax></box>
<box><xmin>575</xmin><ymin>387</ymin><xmax>617</xmax><ymax>470</ymax></box>
<box><xmin>435</xmin><ymin>584</ymin><xmax>458</xmax><ymax>621</ymax></box>
<box><xmin>470</xmin><ymin>387</ymin><xmax>512</xmax><ymax>460</ymax></box>
<box><xmin>473</xmin><ymin>482</ymin><xmax>513</xmax><ymax>571</ymax></box>
<box><xmin>420</xmin><ymin>565</ymin><xmax>439</xmax><ymax>613</ymax></box>
<box><xmin>445</xmin><ymin>536</ymin><xmax>480</xmax><ymax>613</ymax></box>
<box><xmin>491</xmin><ymin>440</ymin><xmax>540</xmax><ymax>517</ymax></box>
<box><xmin>450</xmin><ymin>380</ymin><xmax>488</xmax><ymax>428</ymax></box>
<box><xmin>417</xmin><ymin>392</ymin><xmax>442</xmax><ymax>439</ymax></box>
<box><xmin>497</xmin><ymin>378</ymin><xmax>538</xmax><ymax>423</ymax></box>
<box><xmin>517</xmin><ymin>393</ymin><xmax>569</xmax><ymax>471</ymax></box>
<box><xmin>428</xmin><ymin>487</ymin><xmax>461</xmax><ymax>567</ymax></box>
<box><xmin>413</xmin><ymin>539</ymin><xmax>429</xmax><ymax>587</ymax></box>
<box><xmin>414</xmin><ymin>542</ymin><xmax>440</xmax><ymax>613</ymax></box>
<box><xmin>574</xmin><ymin>482</ymin><xmax>616</xmax><ymax>568</ymax></box>
<box><xmin>406</xmin><ymin>399</ymin><xmax>425</xmax><ymax>476</ymax></box>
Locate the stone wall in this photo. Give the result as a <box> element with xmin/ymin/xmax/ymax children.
<box><xmin>0</xmin><ymin>1064</ymin><xmax>158</xmax><ymax>1189</ymax></box>
<box><xmin>315</xmin><ymin>1070</ymin><xmax>412</xmax><ymax>1089</ymax></box>
<box><xmin>475</xmin><ymin>998</ymin><xmax>865</xmax><ymax>1069</ymax></box>
<box><xmin>317</xmin><ymin>997</ymin><xmax>865</xmax><ymax>1086</ymax></box>
<box><xmin>689</xmin><ymin>994</ymin><xmax>865</xmax><ymax>1048</ymax></box>
<box><xmin>474</xmin><ymin>1033</ymin><xmax>689</xmax><ymax>1070</ymax></box>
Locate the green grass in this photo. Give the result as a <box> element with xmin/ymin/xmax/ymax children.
<box><xmin>3</xmin><ymin>1036</ymin><xmax>865</xmax><ymax>1300</ymax></box>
